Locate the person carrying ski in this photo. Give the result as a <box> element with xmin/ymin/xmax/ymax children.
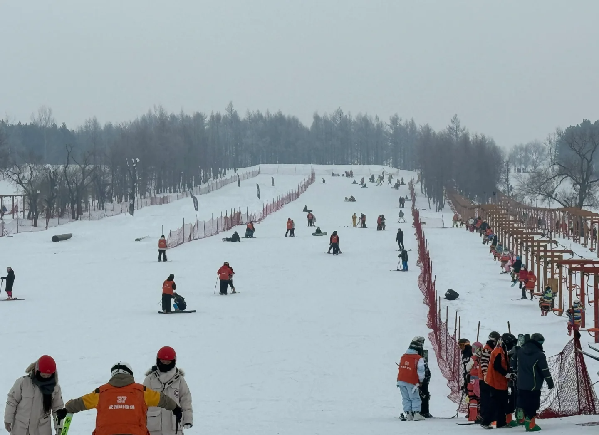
<box><xmin>517</xmin><ymin>333</ymin><xmax>554</xmax><ymax>432</ymax></box>
<box><xmin>400</xmin><ymin>249</ymin><xmax>409</xmax><ymax>271</ymax></box>
<box><xmin>144</xmin><ymin>347</ymin><xmax>193</xmax><ymax>435</ymax></box>
<box><xmin>567</xmin><ymin>300</ymin><xmax>584</xmax><ymax>336</ymax></box>
<box><xmin>58</xmin><ymin>363</ymin><xmax>182</xmax><ymax>435</ymax></box>
<box><xmin>352</xmin><ymin>213</ymin><xmax>357</xmax><ymax>228</ymax></box>
<box><xmin>162</xmin><ymin>274</ymin><xmax>176</xmax><ymax>313</ymax></box>
<box><xmin>525</xmin><ymin>270</ymin><xmax>537</xmax><ymax>300</ymax></box>
<box><xmin>483</xmin><ymin>333</ymin><xmax>518</xmax><ymax>429</ymax></box>
<box><xmin>396</xmin><ymin>228</ymin><xmax>404</xmax><ymax>250</ymax></box>
<box><xmin>328</xmin><ymin>231</ymin><xmax>340</xmax><ymax>255</ymax></box>
<box><xmin>307</xmin><ymin>212</ymin><xmax>314</xmax><ymax>227</ymax></box>
<box><xmin>4</xmin><ymin>355</ymin><xmax>63</xmax><ymax>435</ymax></box>
<box><xmin>223</xmin><ymin>231</ymin><xmax>241</xmax><ymax>242</ymax></box>
<box><xmin>158</xmin><ymin>236</ymin><xmax>168</xmax><ymax>262</ymax></box>
<box><xmin>539</xmin><ymin>286</ymin><xmax>554</xmax><ymax>316</ymax></box>
<box><xmin>245</xmin><ymin>222</ymin><xmax>255</xmax><ymax>238</ymax></box>
<box><xmin>479</xmin><ymin>331</ymin><xmax>500</xmax><ymax>427</ymax></box>
<box><xmin>1</xmin><ymin>266</ymin><xmax>15</xmax><ymax>299</ymax></box>
<box><xmin>360</xmin><ymin>214</ymin><xmax>366</xmax><ymax>228</ymax></box>
<box><xmin>217</xmin><ymin>262</ymin><xmax>234</xmax><ymax>295</ymax></box>
<box><xmin>396</xmin><ymin>338</ymin><xmax>426</xmax><ymax>421</ymax></box>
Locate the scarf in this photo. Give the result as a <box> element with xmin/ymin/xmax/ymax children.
<box><xmin>32</xmin><ymin>373</ymin><xmax>56</xmax><ymax>413</ymax></box>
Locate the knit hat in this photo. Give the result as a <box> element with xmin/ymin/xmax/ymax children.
<box><xmin>37</xmin><ymin>355</ymin><xmax>56</xmax><ymax>374</ymax></box>
<box><xmin>409</xmin><ymin>338</ymin><xmax>423</xmax><ymax>351</ymax></box>
<box><xmin>472</xmin><ymin>341</ymin><xmax>483</xmax><ymax>350</ymax></box>
<box><xmin>412</xmin><ymin>336</ymin><xmax>425</xmax><ymax>344</ymax></box>
<box><xmin>531</xmin><ymin>333</ymin><xmax>545</xmax><ymax>344</ymax></box>
<box><xmin>458</xmin><ymin>338</ymin><xmax>471</xmax><ymax>350</ymax></box>
<box><xmin>111</xmin><ymin>362</ymin><xmax>133</xmax><ymax>377</ymax></box>
<box><xmin>488</xmin><ymin>331</ymin><xmax>501</xmax><ymax>342</ymax></box>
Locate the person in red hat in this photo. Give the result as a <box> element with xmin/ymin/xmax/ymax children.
<box><xmin>144</xmin><ymin>347</ymin><xmax>193</xmax><ymax>435</ymax></box>
<box><xmin>4</xmin><ymin>355</ymin><xmax>64</xmax><ymax>435</ymax></box>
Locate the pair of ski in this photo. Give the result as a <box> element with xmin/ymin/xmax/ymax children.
<box><xmin>0</xmin><ymin>298</ymin><xmax>24</xmax><ymax>301</ymax></box>
<box><xmin>158</xmin><ymin>310</ymin><xmax>197</xmax><ymax>314</ymax></box>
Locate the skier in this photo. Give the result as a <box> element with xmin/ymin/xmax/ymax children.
<box><xmin>1</xmin><ymin>266</ymin><xmax>15</xmax><ymax>299</ymax></box>
<box><xmin>518</xmin><ymin>266</ymin><xmax>528</xmax><ymax>296</ymax></box>
<box><xmin>396</xmin><ymin>228</ymin><xmax>404</xmax><ymax>250</ymax></box>
<box><xmin>352</xmin><ymin>213</ymin><xmax>357</xmax><ymax>228</ymax></box>
<box><xmin>376</xmin><ymin>215</ymin><xmax>386</xmax><ymax>231</ymax></box>
<box><xmin>479</xmin><ymin>331</ymin><xmax>500</xmax><ymax>427</ymax></box>
<box><xmin>412</xmin><ymin>336</ymin><xmax>433</xmax><ymax>418</ymax></box>
<box><xmin>144</xmin><ymin>347</ymin><xmax>193</xmax><ymax>435</ymax></box>
<box><xmin>483</xmin><ymin>333</ymin><xmax>518</xmax><ymax>429</ymax></box>
<box><xmin>539</xmin><ymin>286</ymin><xmax>554</xmax><ymax>316</ymax></box>
<box><xmin>158</xmin><ymin>236</ymin><xmax>168</xmax><ymax>262</ymax></box>
<box><xmin>517</xmin><ymin>333</ymin><xmax>554</xmax><ymax>432</ymax></box>
<box><xmin>452</xmin><ymin>213</ymin><xmax>460</xmax><ymax>228</ymax></box>
<box><xmin>307</xmin><ymin>212</ymin><xmax>315</xmax><ymax>227</ymax></box>
<box><xmin>223</xmin><ymin>231</ymin><xmax>241</xmax><ymax>242</ymax></box>
<box><xmin>525</xmin><ymin>270</ymin><xmax>537</xmax><ymax>300</ymax></box>
<box><xmin>398</xmin><ymin>210</ymin><xmax>405</xmax><ymax>223</ymax></box>
<box><xmin>511</xmin><ymin>256</ymin><xmax>522</xmax><ymax>286</ymax></box>
<box><xmin>245</xmin><ymin>222</ymin><xmax>255</xmax><ymax>238</ymax></box>
<box><xmin>58</xmin><ymin>363</ymin><xmax>182</xmax><ymax>435</ymax></box>
<box><xmin>400</xmin><ymin>249</ymin><xmax>409</xmax><ymax>271</ymax></box>
<box><xmin>4</xmin><ymin>356</ymin><xmax>63</xmax><ymax>435</ymax></box>
<box><xmin>285</xmin><ymin>218</ymin><xmax>293</xmax><ymax>237</ymax></box>
<box><xmin>162</xmin><ymin>274</ymin><xmax>176</xmax><ymax>313</ymax></box>
<box><xmin>217</xmin><ymin>262</ymin><xmax>235</xmax><ymax>295</ymax></box>
<box><xmin>396</xmin><ymin>338</ymin><xmax>426</xmax><ymax>421</ymax></box>
<box><xmin>566</xmin><ymin>300</ymin><xmax>584</xmax><ymax>336</ymax></box>
<box><xmin>399</xmin><ymin>197</ymin><xmax>405</xmax><ymax>208</ymax></box>
<box><xmin>360</xmin><ymin>214</ymin><xmax>366</xmax><ymax>228</ymax></box>
<box><xmin>328</xmin><ymin>231</ymin><xmax>340</xmax><ymax>255</ymax></box>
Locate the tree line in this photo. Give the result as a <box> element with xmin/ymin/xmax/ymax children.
<box><xmin>0</xmin><ymin>104</ymin><xmax>504</xmax><ymax>226</ymax></box>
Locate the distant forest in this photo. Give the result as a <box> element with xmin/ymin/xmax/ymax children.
<box><xmin>0</xmin><ymin>103</ymin><xmax>505</xmax><ymax>223</ymax></box>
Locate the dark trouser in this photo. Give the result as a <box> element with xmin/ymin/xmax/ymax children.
<box><xmin>220</xmin><ymin>280</ymin><xmax>231</xmax><ymax>295</ymax></box>
<box><xmin>398</xmin><ymin>241</ymin><xmax>403</xmax><ymax>250</ymax></box>
<box><xmin>479</xmin><ymin>381</ymin><xmax>491</xmax><ymax>424</ymax></box>
<box><xmin>291</xmin><ymin>228</ymin><xmax>295</xmax><ymax>236</ymax></box>
<box><xmin>361</xmin><ymin>221</ymin><xmax>366</xmax><ymax>228</ymax></box>
<box><xmin>162</xmin><ymin>293</ymin><xmax>172</xmax><ymax>312</ymax></box>
<box><xmin>419</xmin><ymin>382</ymin><xmax>430</xmax><ymax>415</ymax></box>
<box><xmin>308</xmin><ymin>219</ymin><xmax>313</xmax><ymax>226</ymax></box>
<box><xmin>487</xmin><ymin>387</ymin><xmax>508</xmax><ymax>427</ymax></box>
<box><xmin>331</xmin><ymin>243</ymin><xmax>339</xmax><ymax>254</ymax></box>
<box><xmin>517</xmin><ymin>390</ymin><xmax>541</xmax><ymax>419</ymax></box>
<box><xmin>522</xmin><ymin>286</ymin><xmax>527</xmax><ymax>298</ymax></box>
<box><xmin>158</xmin><ymin>250</ymin><xmax>167</xmax><ymax>262</ymax></box>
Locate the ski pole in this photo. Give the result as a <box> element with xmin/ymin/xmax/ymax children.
<box><xmin>214</xmin><ymin>278</ymin><xmax>218</xmax><ymax>295</ymax></box>
<box><xmin>476</xmin><ymin>321</ymin><xmax>480</xmax><ymax>342</ymax></box>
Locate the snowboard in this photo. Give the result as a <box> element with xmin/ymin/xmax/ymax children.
<box><xmin>60</xmin><ymin>413</ymin><xmax>74</xmax><ymax>435</ymax></box>
<box><xmin>0</xmin><ymin>298</ymin><xmax>25</xmax><ymax>301</ymax></box>
<box><xmin>576</xmin><ymin>422</ymin><xmax>599</xmax><ymax>426</ymax></box>
<box><xmin>158</xmin><ymin>310</ymin><xmax>197</xmax><ymax>314</ymax></box>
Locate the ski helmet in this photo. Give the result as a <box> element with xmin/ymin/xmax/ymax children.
<box><xmin>501</xmin><ymin>333</ymin><xmax>517</xmax><ymax>349</ymax></box>
<box><xmin>111</xmin><ymin>362</ymin><xmax>133</xmax><ymax>377</ymax></box>
<box><xmin>488</xmin><ymin>331</ymin><xmax>501</xmax><ymax>342</ymax></box>
<box><xmin>157</xmin><ymin>346</ymin><xmax>176</xmax><ymax>361</ymax></box>
<box><xmin>472</xmin><ymin>341</ymin><xmax>483</xmax><ymax>350</ymax></box>
<box><xmin>531</xmin><ymin>333</ymin><xmax>545</xmax><ymax>344</ymax></box>
<box><xmin>412</xmin><ymin>336</ymin><xmax>425</xmax><ymax>344</ymax></box>
<box><xmin>37</xmin><ymin>355</ymin><xmax>56</xmax><ymax>374</ymax></box>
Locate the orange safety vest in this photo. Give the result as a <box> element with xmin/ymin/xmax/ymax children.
<box><xmin>397</xmin><ymin>353</ymin><xmax>421</xmax><ymax>385</ymax></box>
<box><xmin>95</xmin><ymin>383</ymin><xmax>148</xmax><ymax>435</ymax></box>
<box><xmin>218</xmin><ymin>266</ymin><xmax>233</xmax><ymax>281</ymax></box>
<box><xmin>162</xmin><ymin>280</ymin><xmax>174</xmax><ymax>295</ymax></box>
<box><xmin>158</xmin><ymin>239</ymin><xmax>167</xmax><ymax>249</ymax></box>
<box><xmin>287</xmin><ymin>220</ymin><xmax>293</xmax><ymax>230</ymax></box>
<box><xmin>485</xmin><ymin>347</ymin><xmax>508</xmax><ymax>391</ymax></box>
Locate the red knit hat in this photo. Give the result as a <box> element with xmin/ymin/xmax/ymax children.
<box><xmin>38</xmin><ymin>355</ymin><xmax>56</xmax><ymax>374</ymax></box>
<box><xmin>157</xmin><ymin>346</ymin><xmax>176</xmax><ymax>361</ymax></box>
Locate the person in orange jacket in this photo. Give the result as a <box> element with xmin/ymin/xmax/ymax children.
<box><xmin>525</xmin><ymin>270</ymin><xmax>537</xmax><ymax>300</ymax></box>
<box><xmin>328</xmin><ymin>231</ymin><xmax>341</xmax><ymax>255</ymax></box>
<box><xmin>217</xmin><ymin>262</ymin><xmax>235</xmax><ymax>295</ymax></box>
<box><xmin>162</xmin><ymin>274</ymin><xmax>176</xmax><ymax>313</ymax></box>
<box><xmin>158</xmin><ymin>235</ymin><xmax>168</xmax><ymax>262</ymax></box>
<box><xmin>285</xmin><ymin>218</ymin><xmax>295</xmax><ymax>237</ymax></box>
<box><xmin>482</xmin><ymin>333</ymin><xmax>517</xmax><ymax>429</ymax></box>
<box><xmin>57</xmin><ymin>362</ymin><xmax>181</xmax><ymax>435</ymax></box>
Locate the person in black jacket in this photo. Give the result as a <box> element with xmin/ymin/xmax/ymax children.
<box><xmin>1</xmin><ymin>267</ymin><xmax>15</xmax><ymax>299</ymax></box>
<box><xmin>396</xmin><ymin>229</ymin><xmax>404</xmax><ymax>250</ymax></box>
<box><xmin>400</xmin><ymin>249</ymin><xmax>409</xmax><ymax>271</ymax></box>
<box><xmin>517</xmin><ymin>333</ymin><xmax>554</xmax><ymax>431</ymax></box>
<box><xmin>412</xmin><ymin>336</ymin><xmax>433</xmax><ymax>418</ymax></box>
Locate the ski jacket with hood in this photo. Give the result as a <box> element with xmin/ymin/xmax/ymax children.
<box><xmin>144</xmin><ymin>367</ymin><xmax>193</xmax><ymax>435</ymax></box>
<box><xmin>517</xmin><ymin>340</ymin><xmax>554</xmax><ymax>391</ymax></box>
<box><xmin>4</xmin><ymin>360</ymin><xmax>64</xmax><ymax>435</ymax></box>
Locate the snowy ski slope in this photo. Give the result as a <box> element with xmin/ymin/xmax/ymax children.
<box><xmin>1</xmin><ymin>166</ymin><xmax>598</xmax><ymax>434</ymax></box>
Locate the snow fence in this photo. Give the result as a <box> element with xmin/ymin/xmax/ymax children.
<box><xmin>165</xmin><ymin>170</ymin><xmax>315</xmax><ymax>248</ymax></box>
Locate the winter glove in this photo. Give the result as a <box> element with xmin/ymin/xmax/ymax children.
<box><xmin>55</xmin><ymin>408</ymin><xmax>68</xmax><ymax>423</ymax></box>
<box><xmin>5</xmin><ymin>423</ymin><xmax>11</xmax><ymax>432</ymax></box>
<box><xmin>183</xmin><ymin>424</ymin><xmax>193</xmax><ymax>429</ymax></box>
<box><xmin>546</xmin><ymin>378</ymin><xmax>555</xmax><ymax>390</ymax></box>
<box><xmin>173</xmin><ymin>406</ymin><xmax>183</xmax><ymax>433</ymax></box>
<box><xmin>505</xmin><ymin>373</ymin><xmax>517</xmax><ymax>380</ymax></box>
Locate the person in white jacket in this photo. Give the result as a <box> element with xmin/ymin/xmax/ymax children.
<box><xmin>144</xmin><ymin>347</ymin><xmax>193</xmax><ymax>435</ymax></box>
<box><xmin>396</xmin><ymin>338</ymin><xmax>426</xmax><ymax>421</ymax></box>
<box><xmin>4</xmin><ymin>356</ymin><xmax>64</xmax><ymax>435</ymax></box>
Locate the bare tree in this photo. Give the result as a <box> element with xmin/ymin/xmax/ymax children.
<box><xmin>31</xmin><ymin>105</ymin><xmax>55</xmax><ymax>162</ymax></box>
<box><xmin>4</xmin><ymin>160</ymin><xmax>44</xmax><ymax>226</ymax></box>
<box><xmin>63</xmin><ymin>144</ymin><xmax>96</xmax><ymax>220</ymax></box>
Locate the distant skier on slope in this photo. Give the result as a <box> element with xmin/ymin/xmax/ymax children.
<box><xmin>352</xmin><ymin>213</ymin><xmax>357</xmax><ymax>227</ymax></box>
<box><xmin>158</xmin><ymin>236</ymin><xmax>168</xmax><ymax>262</ymax></box>
<box><xmin>285</xmin><ymin>218</ymin><xmax>295</xmax><ymax>237</ymax></box>
<box><xmin>360</xmin><ymin>214</ymin><xmax>366</xmax><ymax>228</ymax></box>
<box><xmin>307</xmin><ymin>212</ymin><xmax>315</xmax><ymax>227</ymax></box>
<box><xmin>396</xmin><ymin>228</ymin><xmax>404</xmax><ymax>250</ymax></box>
<box><xmin>217</xmin><ymin>262</ymin><xmax>235</xmax><ymax>295</ymax></box>
<box><xmin>245</xmin><ymin>222</ymin><xmax>256</xmax><ymax>238</ymax></box>
<box><xmin>399</xmin><ymin>249</ymin><xmax>409</xmax><ymax>271</ymax></box>
<box><xmin>328</xmin><ymin>231</ymin><xmax>341</xmax><ymax>255</ymax></box>
<box><xmin>162</xmin><ymin>274</ymin><xmax>176</xmax><ymax>313</ymax></box>
<box><xmin>1</xmin><ymin>266</ymin><xmax>15</xmax><ymax>299</ymax></box>
<box><xmin>223</xmin><ymin>231</ymin><xmax>241</xmax><ymax>242</ymax></box>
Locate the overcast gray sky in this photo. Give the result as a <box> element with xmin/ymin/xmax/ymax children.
<box><xmin>1</xmin><ymin>0</ymin><xmax>597</xmax><ymax>147</ymax></box>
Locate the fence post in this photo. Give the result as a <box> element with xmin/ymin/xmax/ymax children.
<box><xmin>183</xmin><ymin>218</ymin><xmax>185</xmax><ymax>243</ymax></box>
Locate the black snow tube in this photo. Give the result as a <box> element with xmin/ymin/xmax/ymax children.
<box><xmin>52</xmin><ymin>233</ymin><xmax>73</xmax><ymax>242</ymax></box>
<box><xmin>445</xmin><ymin>289</ymin><xmax>459</xmax><ymax>300</ymax></box>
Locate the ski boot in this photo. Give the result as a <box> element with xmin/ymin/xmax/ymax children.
<box><xmin>525</xmin><ymin>418</ymin><xmax>541</xmax><ymax>432</ymax></box>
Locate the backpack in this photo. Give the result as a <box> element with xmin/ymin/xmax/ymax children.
<box><xmin>173</xmin><ymin>294</ymin><xmax>187</xmax><ymax>311</ymax></box>
<box><xmin>445</xmin><ymin>289</ymin><xmax>459</xmax><ymax>300</ymax></box>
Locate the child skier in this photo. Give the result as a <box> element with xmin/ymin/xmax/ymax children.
<box><xmin>1</xmin><ymin>266</ymin><xmax>15</xmax><ymax>299</ymax></box>
<box><xmin>567</xmin><ymin>300</ymin><xmax>584</xmax><ymax>335</ymax></box>
<box><xmin>396</xmin><ymin>338</ymin><xmax>426</xmax><ymax>421</ymax></box>
<box><xmin>328</xmin><ymin>231</ymin><xmax>340</xmax><ymax>255</ymax></box>
<box><xmin>217</xmin><ymin>262</ymin><xmax>235</xmax><ymax>295</ymax></box>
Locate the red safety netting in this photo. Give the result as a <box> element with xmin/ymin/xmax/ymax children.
<box><xmin>166</xmin><ymin>170</ymin><xmax>315</xmax><ymax>248</ymax></box>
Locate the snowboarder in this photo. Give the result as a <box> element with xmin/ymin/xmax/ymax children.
<box><xmin>567</xmin><ymin>300</ymin><xmax>584</xmax><ymax>336</ymax></box>
<box><xmin>328</xmin><ymin>231</ymin><xmax>340</xmax><ymax>255</ymax></box>
<box><xmin>396</xmin><ymin>338</ymin><xmax>426</xmax><ymax>421</ymax></box>
<box><xmin>398</xmin><ymin>210</ymin><xmax>405</xmax><ymax>223</ymax></box>
<box><xmin>351</xmin><ymin>213</ymin><xmax>357</xmax><ymax>228</ymax></box>
<box><xmin>307</xmin><ymin>212</ymin><xmax>315</xmax><ymax>227</ymax></box>
<box><xmin>360</xmin><ymin>214</ymin><xmax>366</xmax><ymax>228</ymax></box>
<box><xmin>396</xmin><ymin>228</ymin><xmax>404</xmax><ymax>250</ymax></box>
<box><xmin>483</xmin><ymin>333</ymin><xmax>518</xmax><ymax>429</ymax></box>
<box><xmin>516</xmin><ymin>333</ymin><xmax>554</xmax><ymax>432</ymax></box>
<box><xmin>58</xmin><ymin>363</ymin><xmax>182</xmax><ymax>435</ymax></box>
<box><xmin>223</xmin><ymin>231</ymin><xmax>241</xmax><ymax>242</ymax></box>
<box><xmin>312</xmin><ymin>227</ymin><xmax>325</xmax><ymax>236</ymax></box>
<box><xmin>5</xmin><ymin>355</ymin><xmax>63</xmax><ymax>435</ymax></box>
<box><xmin>1</xmin><ymin>266</ymin><xmax>15</xmax><ymax>299</ymax></box>
<box><xmin>245</xmin><ymin>222</ymin><xmax>255</xmax><ymax>238</ymax></box>
<box><xmin>217</xmin><ymin>262</ymin><xmax>235</xmax><ymax>295</ymax></box>
<box><xmin>400</xmin><ymin>249</ymin><xmax>409</xmax><ymax>271</ymax></box>
<box><xmin>479</xmin><ymin>331</ymin><xmax>500</xmax><ymax>427</ymax></box>
<box><xmin>162</xmin><ymin>274</ymin><xmax>176</xmax><ymax>313</ymax></box>
<box><xmin>158</xmin><ymin>236</ymin><xmax>168</xmax><ymax>262</ymax></box>
<box><xmin>144</xmin><ymin>347</ymin><xmax>193</xmax><ymax>435</ymax></box>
